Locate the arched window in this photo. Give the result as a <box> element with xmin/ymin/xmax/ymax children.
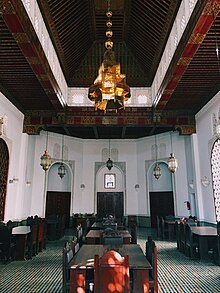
<box><xmin>0</xmin><ymin>138</ymin><xmax>9</xmax><ymax>221</ymax></box>
<box><xmin>211</xmin><ymin>139</ymin><xmax>220</xmax><ymax>221</ymax></box>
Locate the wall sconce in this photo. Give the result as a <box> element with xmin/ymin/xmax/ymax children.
<box><xmin>135</xmin><ymin>184</ymin><xmax>140</xmax><ymax>192</ymax></box>
<box><xmin>26</xmin><ymin>180</ymin><xmax>31</xmax><ymax>186</ymax></box>
<box><xmin>201</xmin><ymin>176</ymin><xmax>210</xmax><ymax>187</ymax></box>
<box><xmin>80</xmin><ymin>184</ymin><xmax>85</xmax><ymax>190</ymax></box>
<box><xmin>9</xmin><ymin>177</ymin><xmax>19</xmax><ymax>184</ymax></box>
<box><xmin>0</xmin><ymin>117</ymin><xmax>3</xmax><ymax>136</ymax></box>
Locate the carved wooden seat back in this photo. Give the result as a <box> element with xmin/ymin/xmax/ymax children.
<box><xmin>94</xmin><ymin>250</ymin><xmax>130</xmax><ymax>293</ymax></box>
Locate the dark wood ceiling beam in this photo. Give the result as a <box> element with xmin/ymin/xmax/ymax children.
<box><xmin>63</xmin><ymin>126</ymin><xmax>71</xmax><ymax>136</ymax></box>
<box><xmin>1</xmin><ymin>0</ymin><xmax>65</xmax><ymax>110</ymax></box>
<box><xmin>121</xmin><ymin>126</ymin><xmax>127</xmax><ymax>139</ymax></box>
<box><xmin>155</xmin><ymin>0</ymin><xmax>219</xmax><ymax>111</ymax></box>
<box><xmin>93</xmin><ymin>126</ymin><xmax>99</xmax><ymax>139</ymax></box>
<box><xmin>149</xmin><ymin>125</ymin><xmax>157</xmax><ymax>136</ymax></box>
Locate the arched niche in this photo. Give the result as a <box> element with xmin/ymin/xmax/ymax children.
<box><xmin>42</xmin><ymin>160</ymin><xmax>74</xmax><ymax>222</ymax></box>
<box><xmin>94</xmin><ymin>162</ymin><xmax>127</xmax><ymax>216</ymax></box>
<box><xmin>146</xmin><ymin>160</ymin><xmax>177</xmax><ymax>222</ymax></box>
<box><xmin>48</xmin><ymin>161</ymin><xmax>72</xmax><ymax>192</ymax></box>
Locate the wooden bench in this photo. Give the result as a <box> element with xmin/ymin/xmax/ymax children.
<box><xmin>63</xmin><ymin>241</ymin><xmax>74</xmax><ymax>293</ymax></box>
<box><xmin>145</xmin><ymin>236</ymin><xmax>158</xmax><ymax>293</ymax></box>
<box><xmin>0</xmin><ymin>225</ymin><xmax>16</xmax><ymax>261</ymax></box>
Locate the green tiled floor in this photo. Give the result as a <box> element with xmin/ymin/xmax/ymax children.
<box><xmin>0</xmin><ymin>228</ymin><xmax>219</xmax><ymax>292</ymax></box>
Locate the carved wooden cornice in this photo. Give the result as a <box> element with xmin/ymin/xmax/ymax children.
<box><xmin>23</xmin><ymin>107</ymin><xmax>196</xmax><ymax>135</ymax></box>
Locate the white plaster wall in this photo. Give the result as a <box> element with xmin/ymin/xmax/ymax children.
<box><xmin>0</xmin><ymin>93</ymin><xmax>25</xmax><ymax>221</ymax></box>
<box><xmin>136</xmin><ymin>132</ymin><xmax>190</xmax><ymax>218</ymax></box>
<box><xmin>2</xmin><ymin>89</ymin><xmax>219</xmax><ymax>224</ymax></box>
<box><xmin>195</xmin><ymin>91</ymin><xmax>220</xmax><ymax>223</ymax></box>
<box><xmin>28</xmin><ymin>130</ymin><xmax>197</xmax><ymax>219</ymax></box>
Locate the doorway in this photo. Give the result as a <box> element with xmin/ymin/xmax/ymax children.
<box><xmin>0</xmin><ymin>138</ymin><xmax>9</xmax><ymax>221</ymax></box>
<box><xmin>46</xmin><ymin>191</ymin><xmax>71</xmax><ymax>227</ymax></box>
<box><xmin>150</xmin><ymin>191</ymin><xmax>174</xmax><ymax>228</ymax></box>
<box><xmin>97</xmin><ymin>192</ymin><xmax>124</xmax><ymax>221</ymax></box>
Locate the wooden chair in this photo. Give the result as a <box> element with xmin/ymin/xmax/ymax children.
<box><xmin>128</xmin><ymin>215</ymin><xmax>137</xmax><ymax>228</ymax></box>
<box><xmin>26</xmin><ymin>222</ymin><xmax>38</xmax><ymax>259</ymax></box>
<box><xmin>72</xmin><ymin>235</ymin><xmax>80</xmax><ymax>254</ymax></box>
<box><xmin>77</xmin><ymin>224</ymin><xmax>83</xmax><ymax>247</ymax></box>
<box><xmin>145</xmin><ymin>236</ymin><xmax>158</xmax><ymax>293</ymax></box>
<box><xmin>63</xmin><ymin>241</ymin><xmax>74</xmax><ymax>293</ymax></box>
<box><xmin>156</xmin><ymin>216</ymin><xmax>161</xmax><ymax>239</ymax></box>
<box><xmin>184</xmin><ymin>224</ymin><xmax>199</xmax><ymax>259</ymax></box>
<box><xmin>37</xmin><ymin>220</ymin><xmax>44</xmax><ymax>253</ymax></box>
<box><xmin>94</xmin><ymin>250</ymin><xmax>130</xmax><ymax>293</ymax></box>
<box><xmin>214</xmin><ymin>223</ymin><xmax>220</xmax><ymax>265</ymax></box>
<box><xmin>130</xmin><ymin>224</ymin><xmax>137</xmax><ymax>244</ymax></box>
<box><xmin>179</xmin><ymin>222</ymin><xmax>186</xmax><ymax>253</ymax></box>
<box><xmin>42</xmin><ymin>218</ymin><xmax>47</xmax><ymax>249</ymax></box>
<box><xmin>185</xmin><ymin>218</ymin><xmax>197</xmax><ymax>226</ymax></box>
<box><xmin>102</xmin><ymin>229</ymin><xmax>123</xmax><ymax>245</ymax></box>
<box><xmin>174</xmin><ymin>221</ymin><xmax>180</xmax><ymax>250</ymax></box>
<box><xmin>0</xmin><ymin>225</ymin><xmax>16</xmax><ymax>261</ymax></box>
<box><xmin>160</xmin><ymin>216</ymin><xmax>169</xmax><ymax>240</ymax></box>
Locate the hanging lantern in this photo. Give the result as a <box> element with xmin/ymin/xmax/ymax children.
<box><xmin>106</xmin><ymin>158</ymin><xmax>113</xmax><ymax>171</ymax></box>
<box><xmin>167</xmin><ymin>131</ymin><xmax>178</xmax><ymax>173</ymax></box>
<box><xmin>58</xmin><ymin>163</ymin><xmax>66</xmax><ymax>179</ymax></box>
<box><xmin>88</xmin><ymin>0</ymin><xmax>130</xmax><ymax>112</ymax></box>
<box><xmin>40</xmin><ymin>149</ymin><xmax>52</xmax><ymax>171</ymax></box>
<box><xmin>154</xmin><ymin>162</ymin><xmax>161</xmax><ymax>180</ymax></box>
<box><xmin>153</xmin><ymin>135</ymin><xmax>161</xmax><ymax>179</ymax></box>
<box><xmin>168</xmin><ymin>152</ymin><xmax>178</xmax><ymax>173</ymax></box>
<box><xmin>58</xmin><ymin>135</ymin><xmax>66</xmax><ymax>179</ymax></box>
<box><xmin>40</xmin><ymin>132</ymin><xmax>52</xmax><ymax>171</ymax></box>
<box><xmin>106</xmin><ymin>137</ymin><xmax>113</xmax><ymax>171</ymax></box>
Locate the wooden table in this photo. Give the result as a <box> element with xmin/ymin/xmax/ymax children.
<box><xmin>69</xmin><ymin>244</ymin><xmax>152</xmax><ymax>293</ymax></box>
<box><xmin>12</xmin><ymin>226</ymin><xmax>31</xmax><ymax>260</ymax></box>
<box><xmin>191</xmin><ymin>226</ymin><xmax>217</xmax><ymax>260</ymax></box>
<box><xmin>86</xmin><ymin>229</ymin><xmax>131</xmax><ymax>244</ymax></box>
<box><xmin>164</xmin><ymin>220</ymin><xmax>178</xmax><ymax>241</ymax></box>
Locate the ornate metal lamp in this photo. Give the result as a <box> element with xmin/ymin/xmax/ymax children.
<box><xmin>88</xmin><ymin>0</ymin><xmax>130</xmax><ymax>112</ymax></box>
<box><xmin>106</xmin><ymin>138</ymin><xmax>113</xmax><ymax>170</ymax></box>
<box><xmin>153</xmin><ymin>135</ymin><xmax>161</xmax><ymax>179</ymax></box>
<box><xmin>40</xmin><ymin>131</ymin><xmax>52</xmax><ymax>171</ymax></box>
<box><xmin>58</xmin><ymin>135</ymin><xmax>66</xmax><ymax>179</ymax></box>
<box><xmin>167</xmin><ymin>132</ymin><xmax>178</xmax><ymax>173</ymax></box>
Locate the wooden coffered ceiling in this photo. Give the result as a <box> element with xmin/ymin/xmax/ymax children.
<box><xmin>0</xmin><ymin>0</ymin><xmax>220</xmax><ymax>139</ymax></box>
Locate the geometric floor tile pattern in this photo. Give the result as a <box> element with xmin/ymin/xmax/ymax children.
<box><xmin>138</xmin><ymin>229</ymin><xmax>220</xmax><ymax>293</ymax></box>
<box><xmin>0</xmin><ymin>228</ymin><xmax>220</xmax><ymax>293</ymax></box>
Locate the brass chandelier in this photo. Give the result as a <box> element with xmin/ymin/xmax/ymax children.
<box><xmin>88</xmin><ymin>0</ymin><xmax>130</xmax><ymax>112</ymax></box>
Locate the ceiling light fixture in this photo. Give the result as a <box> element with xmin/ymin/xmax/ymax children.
<box><xmin>58</xmin><ymin>135</ymin><xmax>66</xmax><ymax>179</ymax></box>
<box><xmin>167</xmin><ymin>131</ymin><xmax>178</xmax><ymax>173</ymax></box>
<box><xmin>40</xmin><ymin>131</ymin><xmax>52</xmax><ymax>171</ymax></box>
<box><xmin>153</xmin><ymin>135</ymin><xmax>161</xmax><ymax>180</ymax></box>
<box><xmin>106</xmin><ymin>138</ymin><xmax>113</xmax><ymax>171</ymax></box>
<box><xmin>88</xmin><ymin>0</ymin><xmax>130</xmax><ymax>112</ymax></box>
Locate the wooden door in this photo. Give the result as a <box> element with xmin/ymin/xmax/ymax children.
<box><xmin>97</xmin><ymin>192</ymin><xmax>123</xmax><ymax>220</ymax></box>
<box><xmin>150</xmin><ymin>191</ymin><xmax>174</xmax><ymax>228</ymax></box>
<box><xmin>0</xmin><ymin>138</ymin><xmax>9</xmax><ymax>221</ymax></box>
<box><xmin>46</xmin><ymin>191</ymin><xmax>71</xmax><ymax>227</ymax></box>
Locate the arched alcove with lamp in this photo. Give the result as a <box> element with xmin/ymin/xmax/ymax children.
<box><xmin>95</xmin><ymin>161</ymin><xmax>126</xmax><ymax>223</ymax></box>
<box><xmin>45</xmin><ymin>161</ymin><xmax>73</xmax><ymax>229</ymax></box>
<box><xmin>146</xmin><ymin>160</ymin><xmax>174</xmax><ymax>228</ymax></box>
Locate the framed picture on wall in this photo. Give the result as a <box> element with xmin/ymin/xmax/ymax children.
<box><xmin>104</xmin><ymin>173</ymin><xmax>116</xmax><ymax>189</ymax></box>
